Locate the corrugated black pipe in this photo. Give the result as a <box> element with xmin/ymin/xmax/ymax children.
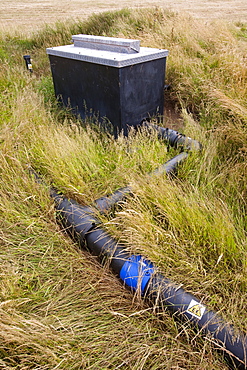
<box><xmin>30</xmin><ymin>168</ymin><xmax>247</xmax><ymax>369</ymax></box>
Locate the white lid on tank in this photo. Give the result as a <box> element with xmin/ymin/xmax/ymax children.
<box><xmin>47</xmin><ymin>34</ymin><xmax>169</xmax><ymax>68</ymax></box>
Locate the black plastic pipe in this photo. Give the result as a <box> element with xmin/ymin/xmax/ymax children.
<box><xmin>30</xmin><ymin>128</ymin><xmax>247</xmax><ymax>367</ymax></box>
<box><xmin>93</xmin><ymin>125</ymin><xmax>200</xmax><ymax>214</ymax></box>
<box><xmin>140</xmin><ymin>121</ymin><xmax>202</xmax><ymax>151</ymax></box>
<box><xmin>56</xmin><ymin>192</ymin><xmax>247</xmax><ymax>369</ymax></box>
<box><xmin>51</xmin><ymin>189</ymin><xmax>247</xmax><ymax>369</ymax></box>
<box><xmin>94</xmin><ymin>152</ymin><xmax>188</xmax><ymax>213</ymax></box>
<box><xmin>94</xmin><ymin>124</ymin><xmax>197</xmax><ymax>213</ymax></box>
<box><xmin>31</xmin><ymin>168</ymin><xmax>247</xmax><ymax>369</ymax></box>
<box><xmin>146</xmin><ymin>273</ymin><xmax>247</xmax><ymax>370</ymax></box>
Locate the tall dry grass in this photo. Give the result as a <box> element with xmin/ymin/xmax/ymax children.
<box><xmin>0</xmin><ymin>7</ymin><xmax>246</xmax><ymax>369</ymax></box>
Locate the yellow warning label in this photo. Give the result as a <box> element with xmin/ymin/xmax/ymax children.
<box><xmin>186</xmin><ymin>299</ymin><xmax>205</xmax><ymax>319</ymax></box>
<box><xmin>188</xmin><ymin>304</ymin><xmax>202</xmax><ymax>317</ymax></box>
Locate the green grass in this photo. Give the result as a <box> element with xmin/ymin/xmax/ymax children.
<box><xmin>0</xmin><ymin>7</ymin><xmax>246</xmax><ymax>369</ymax></box>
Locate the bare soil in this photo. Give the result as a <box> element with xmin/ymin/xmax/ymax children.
<box><xmin>1</xmin><ymin>0</ymin><xmax>247</xmax><ymax>33</ymax></box>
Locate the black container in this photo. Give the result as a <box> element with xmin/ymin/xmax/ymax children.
<box><xmin>47</xmin><ymin>35</ymin><xmax>169</xmax><ymax>136</ymax></box>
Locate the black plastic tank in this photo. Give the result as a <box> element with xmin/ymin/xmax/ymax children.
<box><xmin>47</xmin><ymin>35</ymin><xmax>169</xmax><ymax>136</ymax></box>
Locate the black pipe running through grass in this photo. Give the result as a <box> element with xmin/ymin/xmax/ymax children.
<box><xmin>94</xmin><ymin>151</ymin><xmax>188</xmax><ymax>213</ymax></box>
<box><xmin>30</xmin><ymin>127</ymin><xmax>247</xmax><ymax>369</ymax></box>
<box><xmin>140</xmin><ymin>121</ymin><xmax>202</xmax><ymax>151</ymax></box>
<box><xmin>31</xmin><ymin>171</ymin><xmax>247</xmax><ymax>370</ymax></box>
<box><xmin>94</xmin><ymin>123</ymin><xmax>196</xmax><ymax>213</ymax></box>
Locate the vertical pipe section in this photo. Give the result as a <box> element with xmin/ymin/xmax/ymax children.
<box><xmin>23</xmin><ymin>55</ymin><xmax>33</xmax><ymax>73</ymax></box>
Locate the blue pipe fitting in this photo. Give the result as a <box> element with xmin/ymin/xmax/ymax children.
<box><xmin>119</xmin><ymin>255</ymin><xmax>154</xmax><ymax>294</ymax></box>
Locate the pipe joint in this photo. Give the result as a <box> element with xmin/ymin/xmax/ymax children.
<box><xmin>119</xmin><ymin>255</ymin><xmax>154</xmax><ymax>294</ymax></box>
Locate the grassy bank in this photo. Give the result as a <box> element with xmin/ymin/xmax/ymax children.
<box><xmin>0</xmin><ymin>8</ymin><xmax>246</xmax><ymax>369</ymax></box>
